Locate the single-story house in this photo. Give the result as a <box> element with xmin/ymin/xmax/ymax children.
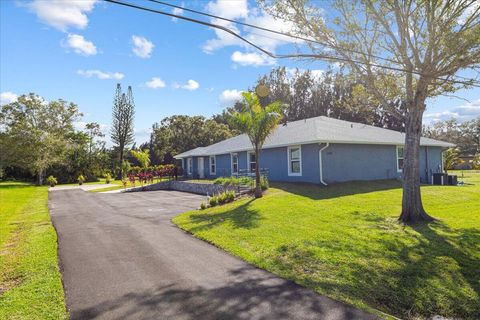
<box><xmin>174</xmin><ymin>116</ymin><xmax>454</xmax><ymax>185</ymax></box>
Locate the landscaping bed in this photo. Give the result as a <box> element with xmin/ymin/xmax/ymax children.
<box><xmin>173</xmin><ymin>171</ymin><xmax>480</xmax><ymax>319</ymax></box>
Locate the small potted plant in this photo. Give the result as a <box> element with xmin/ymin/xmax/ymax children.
<box><xmin>77</xmin><ymin>174</ymin><xmax>86</xmax><ymax>185</ymax></box>
<box><xmin>105</xmin><ymin>173</ymin><xmax>111</xmax><ymax>184</ymax></box>
<box><xmin>46</xmin><ymin>175</ymin><xmax>57</xmax><ymax>187</ymax></box>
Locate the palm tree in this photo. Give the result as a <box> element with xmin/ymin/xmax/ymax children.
<box><xmin>229</xmin><ymin>92</ymin><xmax>285</xmax><ymax>198</ymax></box>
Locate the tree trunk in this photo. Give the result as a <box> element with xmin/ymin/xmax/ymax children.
<box><xmin>117</xmin><ymin>144</ymin><xmax>124</xmax><ymax>180</ymax></box>
<box><xmin>399</xmin><ymin>102</ymin><xmax>434</xmax><ymax>223</ymax></box>
<box><xmin>254</xmin><ymin>145</ymin><xmax>262</xmax><ymax>198</ymax></box>
<box><xmin>37</xmin><ymin>169</ymin><xmax>44</xmax><ymax>186</ymax></box>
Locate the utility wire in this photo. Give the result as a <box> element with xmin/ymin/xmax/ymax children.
<box><xmin>104</xmin><ymin>0</ymin><xmax>480</xmax><ymax>88</ymax></box>
<box><xmin>146</xmin><ymin>0</ymin><xmax>480</xmax><ymax>84</ymax></box>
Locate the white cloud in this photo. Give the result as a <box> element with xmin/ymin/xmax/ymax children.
<box><xmin>219</xmin><ymin>89</ymin><xmax>243</xmax><ymax>106</ymax></box>
<box><xmin>63</xmin><ymin>34</ymin><xmax>97</xmax><ymax>56</ymax></box>
<box><xmin>174</xmin><ymin>79</ymin><xmax>200</xmax><ymax>91</ymax></box>
<box><xmin>25</xmin><ymin>0</ymin><xmax>97</xmax><ymax>32</ymax></box>
<box><xmin>171</xmin><ymin>6</ymin><xmax>184</xmax><ymax>22</ymax></box>
<box><xmin>231</xmin><ymin>51</ymin><xmax>275</xmax><ymax>67</ymax></box>
<box><xmin>77</xmin><ymin>69</ymin><xmax>124</xmax><ymax>80</ymax></box>
<box><xmin>145</xmin><ymin>77</ymin><xmax>166</xmax><ymax>89</ymax></box>
<box><xmin>132</xmin><ymin>35</ymin><xmax>154</xmax><ymax>58</ymax></box>
<box><xmin>202</xmin><ymin>0</ymin><xmax>301</xmax><ymax>55</ymax></box>
<box><xmin>424</xmin><ymin>99</ymin><xmax>480</xmax><ymax>123</ymax></box>
<box><xmin>206</xmin><ymin>0</ymin><xmax>248</xmax><ymax>20</ymax></box>
<box><xmin>0</xmin><ymin>92</ymin><xmax>18</xmax><ymax>105</ymax></box>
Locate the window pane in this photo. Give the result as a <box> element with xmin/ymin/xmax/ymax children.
<box><xmin>249</xmin><ymin>153</ymin><xmax>256</xmax><ymax>162</ymax></box>
<box><xmin>290</xmin><ymin>148</ymin><xmax>300</xmax><ymax>160</ymax></box>
<box><xmin>291</xmin><ymin>160</ymin><xmax>300</xmax><ymax>173</ymax></box>
<box><xmin>250</xmin><ymin>162</ymin><xmax>256</xmax><ymax>171</ymax></box>
<box><xmin>398</xmin><ymin>159</ymin><xmax>404</xmax><ymax>170</ymax></box>
<box><xmin>397</xmin><ymin>147</ymin><xmax>404</xmax><ymax>158</ymax></box>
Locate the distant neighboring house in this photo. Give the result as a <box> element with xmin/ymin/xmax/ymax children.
<box><xmin>174</xmin><ymin>116</ymin><xmax>454</xmax><ymax>185</ymax></box>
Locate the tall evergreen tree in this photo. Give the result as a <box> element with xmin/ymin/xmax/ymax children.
<box><xmin>110</xmin><ymin>84</ymin><xmax>135</xmax><ymax>179</ymax></box>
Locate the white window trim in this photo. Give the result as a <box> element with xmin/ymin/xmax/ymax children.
<box><xmin>247</xmin><ymin>151</ymin><xmax>256</xmax><ymax>173</ymax></box>
<box><xmin>287</xmin><ymin>145</ymin><xmax>302</xmax><ymax>176</ymax></box>
<box><xmin>396</xmin><ymin>146</ymin><xmax>404</xmax><ymax>173</ymax></box>
<box><xmin>187</xmin><ymin>157</ymin><xmax>193</xmax><ymax>175</ymax></box>
<box><xmin>231</xmin><ymin>153</ymin><xmax>238</xmax><ymax>175</ymax></box>
<box><xmin>209</xmin><ymin>155</ymin><xmax>216</xmax><ymax>175</ymax></box>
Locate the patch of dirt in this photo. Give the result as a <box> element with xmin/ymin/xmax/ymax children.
<box><xmin>0</xmin><ymin>276</ymin><xmax>24</xmax><ymax>296</ymax></box>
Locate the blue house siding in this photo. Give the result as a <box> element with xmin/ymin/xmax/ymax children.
<box><xmin>419</xmin><ymin>146</ymin><xmax>443</xmax><ymax>183</ymax></box>
<box><xmin>258</xmin><ymin>143</ymin><xmax>321</xmax><ymax>184</ymax></box>
<box><xmin>322</xmin><ymin>144</ymin><xmax>399</xmax><ymax>183</ymax></box>
<box><xmin>180</xmin><ymin>143</ymin><xmax>445</xmax><ymax>185</ymax></box>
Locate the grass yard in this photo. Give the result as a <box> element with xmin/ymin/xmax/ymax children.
<box><xmin>174</xmin><ymin>170</ymin><xmax>480</xmax><ymax>319</ymax></box>
<box><xmin>0</xmin><ymin>182</ymin><xmax>67</xmax><ymax>319</ymax></box>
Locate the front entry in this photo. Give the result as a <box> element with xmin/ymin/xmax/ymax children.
<box><xmin>197</xmin><ymin>157</ymin><xmax>205</xmax><ymax>178</ymax></box>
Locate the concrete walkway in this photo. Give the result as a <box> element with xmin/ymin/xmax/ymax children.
<box><xmin>49</xmin><ymin>189</ymin><xmax>377</xmax><ymax>320</ymax></box>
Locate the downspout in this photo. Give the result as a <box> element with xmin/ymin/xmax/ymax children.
<box><xmin>319</xmin><ymin>143</ymin><xmax>330</xmax><ymax>186</ymax></box>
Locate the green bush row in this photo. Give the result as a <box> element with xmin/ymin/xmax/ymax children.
<box><xmin>200</xmin><ymin>190</ymin><xmax>236</xmax><ymax>209</ymax></box>
<box><xmin>213</xmin><ymin>176</ymin><xmax>269</xmax><ymax>190</ymax></box>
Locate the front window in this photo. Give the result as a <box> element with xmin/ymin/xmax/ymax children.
<box><xmin>231</xmin><ymin>153</ymin><xmax>238</xmax><ymax>174</ymax></box>
<box><xmin>210</xmin><ymin>156</ymin><xmax>216</xmax><ymax>175</ymax></box>
<box><xmin>397</xmin><ymin>146</ymin><xmax>404</xmax><ymax>172</ymax></box>
<box><xmin>248</xmin><ymin>152</ymin><xmax>256</xmax><ymax>172</ymax></box>
<box><xmin>288</xmin><ymin>146</ymin><xmax>302</xmax><ymax>176</ymax></box>
<box><xmin>187</xmin><ymin>158</ymin><xmax>193</xmax><ymax>175</ymax></box>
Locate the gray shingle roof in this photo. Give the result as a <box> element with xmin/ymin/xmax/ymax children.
<box><xmin>174</xmin><ymin>116</ymin><xmax>454</xmax><ymax>158</ymax></box>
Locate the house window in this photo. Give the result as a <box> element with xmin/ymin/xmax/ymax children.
<box><xmin>187</xmin><ymin>158</ymin><xmax>193</xmax><ymax>175</ymax></box>
<box><xmin>396</xmin><ymin>146</ymin><xmax>404</xmax><ymax>172</ymax></box>
<box><xmin>209</xmin><ymin>156</ymin><xmax>216</xmax><ymax>175</ymax></box>
<box><xmin>248</xmin><ymin>152</ymin><xmax>256</xmax><ymax>172</ymax></box>
<box><xmin>288</xmin><ymin>146</ymin><xmax>302</xmax><ymax>176</ymax></box>
<box><xmin>231</xmin><ymin>153</ymin><xmax>238</xmax><ymax>174</ymax></box>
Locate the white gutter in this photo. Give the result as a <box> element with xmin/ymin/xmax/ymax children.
<box><xmin>319</xmin><ymin>143</ymin><xmax>330</xmax><ymax>186</ymax></box>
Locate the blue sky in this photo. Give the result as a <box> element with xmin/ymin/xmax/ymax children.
<box><xmin>1</xmin><ymin>0</ymin><xmax>479</xmax><ymax>145</ymax></box>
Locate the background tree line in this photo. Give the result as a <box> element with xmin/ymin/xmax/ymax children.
<box><xmin>1</xmin><ymin>71</ymin><xmax>477</xmax><ymax>184</ymax></box>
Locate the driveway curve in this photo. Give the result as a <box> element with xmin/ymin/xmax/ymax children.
<box><xmin>49</xmin><ymin>189</ymin><xmax>377</xmax><ymax>320</ymax></box>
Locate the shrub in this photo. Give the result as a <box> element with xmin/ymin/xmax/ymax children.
<box><xmin>46</xmin><ymin>175</ymin><xmax>57</xmax><ymax>187</ymax></box>
<box><xmin>218</xmin><ymin>192</ymin><xmax>227</xmax><ymax>204</ymax></box>
<box><xmin>473</xmin><ymin>153</ymin><xmax>480</xmax><ymax>170</ymax></box>
<box><xmin>77</xmin><ymin>175</ymin><xmax>86</xmax><ymax>185</ymax></box>
<box><xmin>105</xmin><ymin>173</ymin><xmax>112</xmax><ymax>184</ymax></box>
<box><xmin>260</xmin><ymin>176</ymin><xmax>269</xmax><ymax>190</ymax></box>
<box><xmin>200</xmin><ymin>202</ymin><xmax>207</xmax><ymax>210</ymax></box>
<box><xmin>214</xmin><ymin>176</ymin><xmax>253</xmax><ymax>187</ymax></box>
<box><xmin>209</xmin><ymin>196</ymin><xmax>218</xmax><ymax>207</ymax></box>
<box><xmin>226</xmin><ymin>190</ymin><xmax>235</xmax><ymax>202</ymax></box>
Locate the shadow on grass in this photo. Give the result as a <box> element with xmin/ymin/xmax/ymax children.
<box><xmin>70</xmin><ymin>266</ymin><xmax>376</xmax><ymax>320</ymax></box>
<box><xmin>186</xmin><ymin>199</ymin><xmax>261</xmax><ymax>233</ymax></box>
<box><xmin>270</xmin><ymin>220</ymin><xmax>480</xmax><ymax>319</ymax></box>
<box><xmin>0</xmin><ymin>183</ymin><xmax>35</xmax><ymax>189</ymax></box>
<box><xmin>271</xmin><ymin>179</ymin><xmax>405</xmax><ymax>201</ymax></box>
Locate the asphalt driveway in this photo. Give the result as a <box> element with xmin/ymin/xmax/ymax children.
<box><xmin>49</xmin><ymin>189</ymin><xmax>377</xmax><ymax>320</ymax></box>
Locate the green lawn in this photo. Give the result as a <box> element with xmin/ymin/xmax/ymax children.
<box><xmin>174</xmin><ymin>170</ymin><xmax>480</xmax><ymax>319</ymax></box>
<box><xmin>0</xmin><ymin>182</ymin><xmax>67</xmax><ymax>319</ymax></box>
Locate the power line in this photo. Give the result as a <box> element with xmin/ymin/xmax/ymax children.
<box><xmin>146</xmin><ymin>0</ymin><xmax>480</xmax><ymax>84</ymax></box>
<box><xmin>145</xmin><ymin>0</ymin><xmax>402</xmax><ymax>66</ymax></box>
<box><xmin>104</xmin><ymin>0</ymin><xmax>480</xmax><ymax>88</ymax></box>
